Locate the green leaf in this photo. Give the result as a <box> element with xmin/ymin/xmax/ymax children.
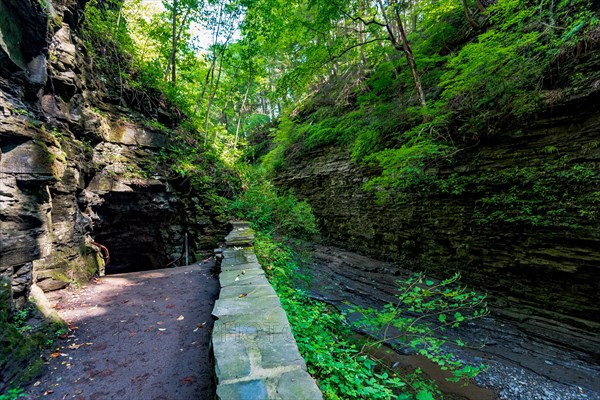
<box><xmin>416</xmin><ymin>389</ymin><xmax>436</xmax><ymax>400</ymax></box>
<box><xmin>438</xmin><ymin>314</ymin><xmax>447</xmax><ymax>323</ymax></box>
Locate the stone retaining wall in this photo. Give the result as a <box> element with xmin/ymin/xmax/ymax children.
<box><xmin>211</xmin><ymin>222</ymin><xmax>322</xmax><ymax>400</ymax></box>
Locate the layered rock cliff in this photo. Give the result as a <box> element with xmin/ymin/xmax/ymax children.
<box><xmin>274</xmin><ymin>64</ymin><xmax>600</xmax><ymax>351</ymax></box>
<box><xmin>0</xmin><ymin>0</ymin><xmax>226</xmax><ymax>312</ymax></box>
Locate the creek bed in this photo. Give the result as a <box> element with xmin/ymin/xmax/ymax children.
<box><xmin>302</xmin><ymin>244</ymin><xmax>600</xmax><ymax>400</ymax></box>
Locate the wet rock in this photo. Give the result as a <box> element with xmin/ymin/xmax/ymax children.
<box><xmin>49</xmin><ymin>25</ymin><xmax>77</xmax><ymax>73</ymax></box>
<box><xmin>301</xmin><ymin>245</ymin><xmax>600</xmax><ymax>400</ymax></box>
<box><xmin>0</xmin><ymin>139</ymin><xmax>56</xmax><ymax>176</ymax></box>
<box><xmin>12</xmin><ymin>263</ymin><xmax>33</xmax><ymax>295</ymax></box>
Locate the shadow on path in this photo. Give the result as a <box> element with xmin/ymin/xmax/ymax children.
<box><xmin>24</xmin><ymin>262</ymin><xmax>218</xmax><ymax>400</ymax></box>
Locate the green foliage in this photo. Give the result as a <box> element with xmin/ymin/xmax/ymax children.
<box><xmin>228</xmin><ymin>172</ymin><xmax>318</xmax><ymax>237</ymax></box>
<box><xmin>0</xmin><ymin>388</ymin><xmax>26</xmax><ymax>400</ymax></box>
<box><xmin>255</xmin><ymin>0</ymin><xmax>599</xmax><ymax>210</ymax></box>
<box><xmin>362</xmin><ymin>139</ymin><xmax>452</xmax><ymax>203</ymax></box>
<box><xmin>83</xmin><ymin>0</ymin><xmax>139</xmax><ymax>90</ymax></box>
<box><xmin>0</xmin><ymin>295</ymin><xmax>60</xmax><ymax>393</ymax></box>
<box><xmin>472</xmin><ymin>162</ymin><xmax>599</xmax><ymax>227</ymax></box>
<box><xmin>11</xmin><ymin>304</ymin><xmax>36</xmax><ymax>334</ymax></box>
<box><xmin>364</xmin><ymin>155</ymin><xmax>599</xmax><ymax>228</ymax></box>
<box><xmin>254</xmin><ymin>233</ymin><xmax>488</xmax><ymax>398</ymax></box>
<box><xmin>349</xmin><ymin>273</ymin><xmax>488</xmax><ymax>382</ymax></box>
<box><xmin>437</xmin><ymin>0</ymin><xmax>598</xmax><ymax>134</ymax></box>
<box><xmin>254</xmin><ymin>234</ymin><xmax>441</xmax><ymax>400</ymax></box>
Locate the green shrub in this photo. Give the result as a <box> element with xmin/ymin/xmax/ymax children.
<box><xmin>228</xmin><ymin>173</ymin><xmax>318</xmax><ymax>237</ymax></box>
<box><xmin>349</xmin><ymin>273</ymin><xmax>488</xmax><ymax>383</ymax></box>
<box><xmin>254</xmin><ymin>234</ymin><xmax>488</xmax><ymax>399</ymax></box>
<box><xmin>254</xmin><ymin>234</ymin><xmax>435</xmax><ymax>399</ymax></box>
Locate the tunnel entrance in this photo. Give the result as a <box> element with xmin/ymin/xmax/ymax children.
<box><xmin>90</xmin><ymin>190</ymin><xmax>182</xmax><ymax>275</ymax></box>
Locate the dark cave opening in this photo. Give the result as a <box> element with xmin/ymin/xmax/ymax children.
<box><xmin>90</xmin><ymin>191</ymin><xmax>182</xmax><ymax>275</ymax></box>
<box><xmin>94</xmin><ymin>227</ymin><xmax>172</xmax><ymax>275</ymax></box>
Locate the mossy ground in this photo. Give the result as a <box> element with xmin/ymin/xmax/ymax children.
<box><xmin>0</xmin><ymin>278</ymin><xmax>65</xmax><ymax>393</ymax></box>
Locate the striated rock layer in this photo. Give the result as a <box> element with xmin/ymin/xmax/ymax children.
<box><xmin>275</xmin><ymin>88</ymin><xmax>600</xmax><ymax>353</ymax></box>
<box><xmin>0</xmin><ymin>0</ymin><xmax>226</xmax><ymax>315</ymax></box>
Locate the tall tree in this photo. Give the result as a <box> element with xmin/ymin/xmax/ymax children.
<box><xmin>380</xmin><ymin>0</ymin><xmax>426</xmax><ymax>106</ymax></box>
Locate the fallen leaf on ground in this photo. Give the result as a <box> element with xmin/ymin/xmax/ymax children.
<box><xmin>158</xmin><ymin>328</ymin><xmax>166</xmax><ymax>331</ymax></box>
<box><xmin>197</xmin><ymin>322</ymin><xmax>206</xmax><ymax>328</ymax></box>
<box><xmin>181</xmin><ymin>376</ymin><xmax>195</xmax><ymax>385</ymax></box>
<box><xmin>177</xmin><ymin>315</ymin><xmax>184</xmax><ymax>321</ymax></box>
<box><xmin>68</xmin><ymin>343</ymin><xmax>83</xmax><ymax>349</ymax></box>
<box><xmin>43</xmin><ymin>390</ymin><xmax>54</xmax><ymax>396</ymax></box>
<box><xmin>238</xmin><ymin>293</ymin><xmax>248</xmax><ymax>298</ymax></box>
<box><xmin>34</xmin><ymin>381</ymin><xmax>41</xmax><ymax>387</ymax></box>
<box><xmin>50</xmin><ymin>352</ymin><xmax>61</xmax><ymax>359</ymax></box>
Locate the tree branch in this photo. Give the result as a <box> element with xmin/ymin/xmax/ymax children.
<box><xmin>329</xmin><ymin>37</ymin><xmax>390</xmax><ymax>62</ymax></box>
<box><xmin>330</xmin><ymin>0</ymin><xmax>388</xmax><ymax>28</ymax></box>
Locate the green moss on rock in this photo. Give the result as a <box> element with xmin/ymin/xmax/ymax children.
<box><xmin>0</xmin><ymin>277</ymin><xmax>45</xmax><ymax>391</ymax></box>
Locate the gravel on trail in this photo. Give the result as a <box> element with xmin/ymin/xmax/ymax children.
<box><xmin>23</xmin><ymin>261</ymin><xmax>219</xmax><ymax>400</ymax></box>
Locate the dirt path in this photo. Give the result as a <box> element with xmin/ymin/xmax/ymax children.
<box><xmin>24</xmin><ymin>262</ymin><xmax>219</xmax><ymax>400</ymax></box>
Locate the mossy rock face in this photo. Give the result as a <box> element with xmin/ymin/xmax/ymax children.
<box><xmin>0</xmin><ymin>277</ymin><xmax>49</xmax><ymax>392</ymax></box>
<box><xmin>0</xmin><ymin>320</ymin><xmax>47</xmax><ymax>392</ymax></box>
<box><xmin>1</xmin><ymin>276</ymin><xmax>13</xmax><ymax>323</ymax></box>
<box><xmin>274</xmin><ymin>104</ymin><xmax>600</xmax><ymax>333</ymax></box>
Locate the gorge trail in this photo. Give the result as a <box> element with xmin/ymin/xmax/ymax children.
<box><xmin>23</xmin><ymin>263</ymin><xmax>218</xmax><ymax>400</ymax></box>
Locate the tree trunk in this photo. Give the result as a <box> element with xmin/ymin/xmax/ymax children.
<box><xmin>194</xmin><ymin>57</ymin><xmax>216</xmax><ymax>114</ymax></box>
<box><xmin>460</xmin><ymin>0</ymin><xmax>481</xmax><ymax>28</ymax></box>
<box><xmin>171</xmin><ymin>0</ymin><xmax>177</xmax><ymax>85</ymax></box>
<box><xmin>164</xmin><ymin>5</ymin><xmax>192</xmax><ymax>82</ymax></box>
<box><xmin>204</xmin><ymin>54</ymin><xmax>225</xmax><ymax>145</ymax></box>
<box><xmin>377</xmin><ymin>0</ymin><xmax>426</xmax><ymax>107</ymax></box>
<box><xmin>234</xmin><ymin>81</ymin><xmax>251</xmax><ymax>149</ymax></box>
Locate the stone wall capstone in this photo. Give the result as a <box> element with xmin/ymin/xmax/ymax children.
<box><xmin>212</xmin><ymin>222</ymin><xmax>323</xmax><ymax>400</ymax></box>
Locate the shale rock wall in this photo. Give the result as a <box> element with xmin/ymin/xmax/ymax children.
<box><xmin>0</xmin><ymin>0</ymin><xmax>225</xmax><ymax>313</ymax></box>
<box><xmin>275</xmin><ymin>90</ymin><xmax>600</xmax><ymax>342</ymax></box>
